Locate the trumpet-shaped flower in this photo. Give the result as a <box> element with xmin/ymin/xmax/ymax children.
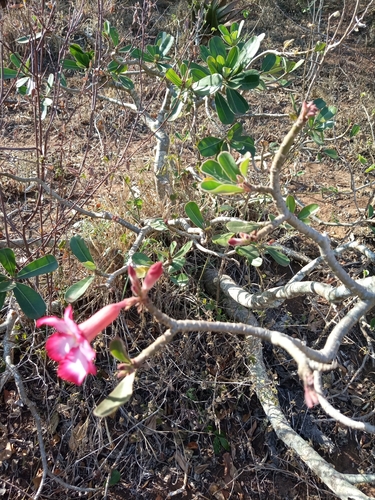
<box><xmin>37</xmin><ymin>299</ymin><xmax>133</xmax><ymax>385</ymax></box>
<box><xmin>37</xmin><ymin>263</ymin><xmax>163</xmax><ymax>385</ymax></box>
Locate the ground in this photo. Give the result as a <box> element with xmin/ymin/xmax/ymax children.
<box><xmin>2</xmin><ymin>0</ymin><xmax>375</xmax><ymax>499</ymax></box>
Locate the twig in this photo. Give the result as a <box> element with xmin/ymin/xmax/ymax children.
<box><xmin>3</xmin><ymin>308</ymin><xmax>48</xmax><ymax>499</ymax></box>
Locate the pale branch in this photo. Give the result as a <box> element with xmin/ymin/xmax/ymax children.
<box><xmin>344</xmin><ymin>474</ymin><xmax>375</xmax><ymax>485</ymax></box>
<box><xmin>314</xmin><ymin>371</ymin><xmax>375</xmax><ymax>433</ymax></box>
<box><xmin>320</xmin><ymin>299</ymin><xmax>375</xmax><ymax>361</ymax></box>
<box><xmin>268</xmin><ymin>105</ymin><xmax>375</xmax><ymax>301</ymax></box>
<box><xmin>202</xmin><ymin>268</ymin><xmax>372</xmax><ymax>499</ymax></box>
<box><xmin>141</xmin><ymin>295</ymin><xmax>333</xmax><ymax>370</ymax></box>
<box><xmin>252</xmin><ymin>214</ymin><xmax>288</xmax><ymax>240</ymax></box>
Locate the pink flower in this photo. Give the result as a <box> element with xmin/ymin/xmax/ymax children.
<box><xmin>36</xmin><ymin>263</ymin><xmax>163</xmax><ymax>385</ymax></box>
<box><xmin>36</xmin><ymin>300</ymin><xmax>132</xmax><ymax>385</ymax></box>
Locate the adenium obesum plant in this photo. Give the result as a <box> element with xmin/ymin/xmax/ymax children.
<box><xmin>36</xmin><ymin>262</ymin><xmax>163</xmax><ymax>384</ymax></box>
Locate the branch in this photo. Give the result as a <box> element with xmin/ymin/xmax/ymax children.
<box><xmin>0</xmin><ymin>173</ymin><xmax>140</xmax><ymax>234</ymax></box>
<box><xmin>202</xmin><ymin>269</ymin><xmax>372</xmax><ymax>499</ymax></box>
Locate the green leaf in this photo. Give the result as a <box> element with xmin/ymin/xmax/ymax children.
<box><xmin>118</xmin><ymin>75</ymin><xmax>134</xmax><ymax>90</ymax></box>
<box><xmin>13</xmin><ymin>283</ymin><xmax>46</xmax><ymax>319</ymax></box>
<box><xmin>200</xmin><ymin>180</ymin><xmax>244</xmax><ymax>194</ymax></box>
<box><xmin>165</xmin><ymin>68</ymin><xmax>183</xmax><ymax>87</ymax></box>
<box><xmin>64</xmin><ymin>275</ymin><xmax>95</xmax><ymax>303</ymax></box>
<box><xmin>226</xmin><ymin>87</ymin><xmax>249</xmax><ymax>115</ymax></box>
<box><xmin>225</xmin><ymin>46</ymin><xmax>239</xmax><ymax>68</ymax></box>
<box><xmin>209</xmin><ymin>36</ymin><xmax>227</xmax><ymax>59</ymax></box>
<box><xmin>168</xmin><ymin>256</ymin><xmax>185</xmax><ymax>274</ymax></box>
<box><xmin>109</xmin><ymin>469</ymin><xmax>121</xmax><ymax>487</ymax></box>
<box><xmin>185</xmin><ymin>202</ymin><xmax>205</xmax><ymax>229</ymax></box>
<box><xmin>313</xmin><ymin>98</ymin><xmax>326</xmax><ymax>110</ymax></box>
<box><xmin>0</xmin><ymin>67</ymin><xmax>18</xmax><ymax>80</ymax></box>
<box><xmin>285</xmin><ymin>195</ymin><xmax>296</xmax><ymax>213</ymax></box>
<box><xmin>227</xmin><ymin>69</ymin><xmax>259</xmax><ymax>90</ymax></box>
<box><xmin>322</xmin><ymin>149</ymin><xmax>339</xmax><ymax>160</ymax></box>
<box><xmin>131</xmin><ymin>253</ymin><xmax>153</xmax><ymax>266</ymax></box>
<box><xmin>17</xmin><ymin>255</ymin><xmax>58</xmax><ymax>279</ymax></box>
<box><xmin>174</xmin><ymin>240</ymin><xmax>193</xmax><ymax>259</ymax></box>
<box><xmin>131</xmin><ymin>47</ymin><xmax>154</xmax><ymax>63</ymax></box>
<box><xmin>156</xmin><ymin>32</ymin><xmax>174</xmax><ymax>57</ymax></box>
<box><xmin>0</xmin><ymin>248</ymin><xmax>17</xmax><ymax>276</ymax></box>
<box><xmin>261</xmin><ymin>53</ymin><xmax>277</xmax><ymax>72</ymax></box>
<box><xmin>82</xmin><ymin>261</ymin><xmax>97</xmax><ymax>271</ymax></box>
<box><xmin>310</xmin><ymin>130</ymin><xmax>324</xmax><ymax>145</ymax></box>
<box><xmin>215</xmin><ymin>93</ymin><xmax>235</xmax><ymax>124</ymax></box>
<box><xmin>0</xmin><ymin>292</ymin><xmax>6</xmax><ymax>310</ymax></box>
<box><xmin>109</xmin><ymin>337</ymin><xmax>131</xmax><ymax>363</ymax></box>
<box><xmin>201</xmin><ymin>159</ymin><xmax>233</xmax><ymax>184</ymax></box>
<box><xmin>212</xmin><ymin>232</ymin><xmax>234</xmax><ymax>246</ymax></box>
<box><xmin>239</xmin><ymin>157</ymin><xmax>250</xmax><ymax>177</ymax></box>
<box><xmin>110</xmin><ymin>26</ymin><xmax>120</xmax><ymax>47</ymax></box>
<box><xmin>365</xmin><ymin>164</ymin><xmax>375</xmax><ymax>174</ymax></box>
<box><xmin>10</xmin><ymin>52</ymin><xmax>23</xmax><ymax>70</ymax></box>
<box><xmin>107</xmin><ymin>60</ymin><xmax>127</xmax><ymax>74</ymax></box>
<box><xmin>200</xmin><ymin>44</ymin><xmax>211</xmax><ymax>61</ymax></box>
<box><xmin>168</xmin><ymin>96</ymin><xmax>185</xmax><ymax>122</ymax></box>
<box><xmin>149</xmin><ymin>218</ymin><xmax>168</xmax><ymax>231</ymax></box>
<box><xmin>169</xmin><ymin>273</ymin><xmax>189</xmax><ymax>287</ymax></box>
<box><xmin>197</xmin><ymin>136</ymin><xmax>224</xmax><ymax>157</ymax></box>
<box><xmin>227</xmin><ymin>122</ymin><xmax>242</xmax><ymax>141</ymax></box>
<box><xmin>0</xmin><ymin>280</ymin><xmax>15</xmax><ymax>292</ymax></box>
<box><xmin>236</xmin><ymin>244</ymin><xmax>260</xmax><ymax>263</ymax></box>
<box><xmin>350</xmin><ymin>124</ymin><xmax>360</xmax><ymax>138</ymax></box>
<box><xmin>358</xmin><ymin>154</ymin><xmax>368</xmax><ymax>165</ymax></box>
<box><xmin>62</xmin><ymin>59</ymin><xmax>82</xmax><ymax>71</ymax></box>
<box><xmin>298</xmin><ymin>203</ymin><xmax>320</xmax><ymax>220</ymax></box>
<box><xmin>169</xmin><ymin>241</ymin><xmax>177</xmax><ymax>256</ymax></box>
<box><xmin>217</xmin><ymin>151</ymin><xmax>240</xmax><ymax>181</ymax></box>
<box><xmin>94</xmin><ymin>372</ymin><xmax>136</xmax><ymax>417</ymax></box>
<box><xmin>70</xmin><ymin>235</ymin><xmax>95</xmax><ymax>264</ymax></box>
<box><xmin>69</xmin><ymin>44</ymin><xmax>91</xmax><ymax>68</ymax></box>
<box><xmin>226</xmin><ymin>221</ymin><xmax>259</xmax><ymax>233</ymax></box>
<box><xmin>192</xmin><ymin>74</ymin><xmax>223</xmax><ymax>96</ymax></box>
<box><xmin>237</xmin><ymin>34</ymin><xmax>265</xmax><ymax>68</ymax></box>
<box><xmin>265</xmin><ymin>246</ymin><xmax>290</xmax><ymax>267</ymax></box>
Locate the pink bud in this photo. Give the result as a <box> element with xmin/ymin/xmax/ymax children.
<box><xmin>301</xmin><ymin>101</ymin><xmax>319</xmax><ymax>121</ymax></box>
<box><xmin>228</xmin><ymin>232</ymin><xmax>253</xmax><ymax>246</ymax></box>
<box><xmin>128</xmin><ymin>265</ymin><xmax>142</xmax><ymax>296</ymax></box>
<box><xmin>142</xmin><ymin>262</ymin><xmax>163</xmax><ymax>291</ymax></box>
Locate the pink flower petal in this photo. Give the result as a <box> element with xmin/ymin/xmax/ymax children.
<box><xmin>46</xmin><ymin>332</ymin><xmax>79</xmax><ymax>361</ymax></box>
<box><xmin>142</xmin><ymin>262</ymin><xmax>163</xmax><ymax>291</ymax></box>
<box><xmin>79</xmin><ymin>301</ymin><xmax>128</xmax><ymax>342</ymax></box>
<box><xmin>57</xmin><ymin>342</ymin><xmax>96</xmax><ymax>385</ymax></box>
<box><xmin>36</xmin><ymin>305</ymin><xmax>81</xmax><ymax>337</ymax></box>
